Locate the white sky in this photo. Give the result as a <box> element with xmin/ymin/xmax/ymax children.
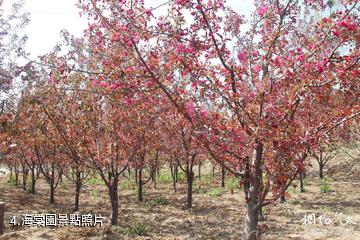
<box><xmin>13</xmin><ymin>0</ymin><xmax>255</xmax><ymax>59</ymax></box>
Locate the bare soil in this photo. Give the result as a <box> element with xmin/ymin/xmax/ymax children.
<box><xmin>0</xmin><ymin>159</ymin><xmax>359</xmax><ymax>240</ymax></box>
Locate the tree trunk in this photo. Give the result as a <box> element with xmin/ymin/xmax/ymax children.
<box><xmin>212</xmin><ymin>166</ymin><xmax>215</xmax><ymax>178</ymax></box>
<box><xmin>242</xmin><ymin>142</ymin><xmax>263</xmax><ymax>240</ymax></box>
<box><xmin>221</xmin><ymin>164</ymin><xmax>225</xmax><ymax>188</ymax></box>
<box><xmin>175</xmin><ymin>166</ymin><xmax>179</xmax><ymax>183</ymax></box>
<box><xmin>9</xmin><ymin>168</ymin><xmax>12</xmax><ymax>183</ymax></box>
<box><xmin>186</xmin><ymin>171</ymin><xmax>194</xmax><ymax>209</ymax></box>
<box><xmin>30</xmin><ymin>168</ymin><xmax>36</xmax><ymax>194</ymax></box>
<box><xmin>73</xmin><ymin>172</ymin><xmax>82</xmax><ymax>212</ymax></box>
<box><xmin>300</xmin><ymin>171</ymin><xmax>305</xmax><ymax>193</ymax></box>
<box><xmin>15</xmin><ymin>170</ymin><xmax>19</xmax><ymax>186</ymax></box>
<box><xmin>0</xmin><ymin>202</ymin><xmax>4</xmax><ymax>235</ymax></box>
<box><xmin>49</xmin><ymin>185</ymin><xmax>55</xmax><ymax>204</ymax></box>
<box><xmin>108</xmin><ymin>181</ymin><xmax>119</xmax><ymax>225</ymax></box>
<box><xmin>135</xmin><ymin>168</ymin><xmax>138</xmax><ymax>184</ymax></box>
<box><xmin>137</xmin><ymin>169</ymin><xmax>143</xmax><ymax>202</ymax></box>
<box><xmin>170</xmin><ymin>165</ymin><xmax>177</xmax><ymax>193</ymax></box>
<box><xmin>198</xmin><ymin>163</ymin><xmax>201</xmax><ymax>180</ymax></box>
<box><xmin>152</xmin><ymin>168</ymin><xmax>156</xmax><ymax>190</ymax></box>
<box><xmin>258</xmin><ymin>206</ymin><xmax>265</xmax><ymax>221</ymax></box>
<box><xmin>280</xmin><ymin>192</ymin><xmax>286</xmax><ymax>203</ymax></box>
<box><xmin>21</xmin><ymin>164</ymin><xmax>28</xmax><ymax>191</ymax></box>
<box><xmin>319</xmin><ymin>165</ymin><xmax>324</xmax><ymax>179</ymax></box>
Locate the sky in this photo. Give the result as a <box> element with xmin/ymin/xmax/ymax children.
<box><xmin>9</xmin><ymin>0</ymin><xmax>255</xmax><ymax>59</ymax></box>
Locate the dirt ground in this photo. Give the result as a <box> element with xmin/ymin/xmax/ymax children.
<box><xmin>0</xmin><ymin>158</ymin><xmax>360</xmax><ymax>240</ymax></box>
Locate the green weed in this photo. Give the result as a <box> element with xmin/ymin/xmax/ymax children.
<box><xmin>114</xmin><ymin>224</ymin><xmax>148</xmax><ymax>236</ymax></box>
<box><xmin>87</xmin><ymin>175</ymin><xmax>105</xmax><ymax>185</ymax></box>
<box><xmin>145</xmin><ymin>197</ymin><xmax>169</xmax><ymax>207</ymax></box>
<box><xmin>320</xmin><ymin>177</ymin><xmax>332</xmax><ymax>193</ymax></box>
<box><xmin>206</xmin><ymin>188</ymin><xmax>225</xmax><ymax>197</ymax></box>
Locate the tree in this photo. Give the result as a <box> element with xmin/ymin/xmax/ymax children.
<box><xmin>75</xmin><ymin>1</ymin><xmax>359</xmax><ymax>239</ymax></box>
<box><xmin>312</xmin><ymin>141</ymin><xmax>337</xmax><ymax>179</ymax></box>
<box><xmin>161</xmin><ymin>113</ymin><xmax>205</xmax><ymax>208</ymax></box>
<box><xmin>0</xmin><ymin>0</ymin><xmax>28</xmax><ymax>93</ymax></box>
<box><xmin>0</xmin><ymin>0</ymin><xmax>28</xmax><ymax>177</ymax></box>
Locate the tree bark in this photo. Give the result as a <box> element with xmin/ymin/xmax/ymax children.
<box><xmin>258</xmin><ymin>206</ymin><xmax>265</xmax><ymax>221</ymax></box>
<box><xmin>127</xmin><ymin>168</ymin><xmax>131</xmax><ymax>181</ymax></box>
<box><xmin>49</xmin><ymin>163</ymin><xmax>56</xmax><ymax>204</ymax></box>
<box><xmin>152</xmin><ymin>168</ymin><xmax>157</xmax><ymax>190</ymax></box>
<box><xmin>137</xmin><ymin>169</ymin><xmax>143</xmax><ymax>202</ymax></box>
<box><xmin>242</xmin><ymin>142</ymin><xmax>263</xmax><ymax>240</ymax></box>
<box><xmin>198</xmin><ymin>163</ymin><xmax>201</xmax><ymax>180</ymax></box>
<box><xmin>221</xmin><ymin>164</ymin><xmax>225</xmax><ymax>188</ymax></box>
<box><xmin>280</xmin><ymin>192</ymin><xmax>286</xmax><ymax>203</ymax></box>
<box><xmin>30</xmin><ymin>164</ymin><xmax>37</xmax><ymax>194</ymax></box>
<box><xmin>109</xmin><ymin>181</ymin><xmax>119</xmax><ymax>225</ymax></box>
<box><xmin>30</xmin><ymin>168</ymin><xmax>36</xmax><ymax>194</ymax></box>
<box><xmin>15</xmin><ymin>170</ymin><xmax>19</xmax><ymax>186</ymax></box>
<box><xmin>73</xmin><ymin>171</ymin><xmax>82</xmax><ymax>212</ymax></box>
<box><xmin>0</xmin><ymin>202</ymin><xmax>4</xmax><ymax>235</ymax></box>
<box><xmin>319</xmin><ymin>165</ymin><xmax>324</xmax><ymax>179</ymax></box>
<box><xmin>170</xmin><ymin>164</ymin><xmax>177</xmax><ymax>193</ymax></box>
<box><xmin>9</xmin><ymin>168</ymin><xmax>12</xmax><ymax>183</ymax></box>
<box><xmin>49</xmin><ymin>185</ymin><xmax>55</xmax><ymax>204</ymax></box>
<box><xmin>186</xmin><ymin>171</ymin><xmax>194</xmax><ymax>209</ymax></box>
<box><xmin>175</xmin><ymin>166</ymin><xmax>179</xmax><ymax>183</ymax></box>
<box><xmin>300</xmin><ymin>171</ymin><xmax>305</xmax><ymax>193</ymax></box>
<box><xmin>21</xmin><ymin>164</ymin><xmax>28</xmax><ymax>191</ymax></box>
<box><xmin>135</xmin><ymin>168</ymin><xmax>138</xmax><ymax>184</ymax></box>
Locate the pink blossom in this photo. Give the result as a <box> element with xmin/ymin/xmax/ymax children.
<box><xmin>185</xmin><ymin>102</ymin><xmax>196</xmax><ymax>120</ymax></box>
<box><xmin>304</xmin><ymin>63</ymin><xmax>311</xmax><ymax>70</ymax></box>
<box><xmin>111</xmin><ymin>83</ymin><xmax>119</xmax><ymax>90</ymax></box>
<box><xmin>145</xmin><ymin>9</ymin><xmax>152</xmax><ymax>17</ymax></box>
<box><xmin>191</xmin><ymin>82</ymin><xmax>197</xmax><ymax>89</ymax></box>
<box><xmin>285</xmin><ymin>68</ymin><xmax>294</xmax><ymax>77</ymax></box>
<box><xmin>48</xmin><ymin>76</ymin><xmax>56</xmax><ymax>84</ymax></box>
<box><xmin>253</xmin><ymin>65</ymin><xmax>261</xmax><ymax>72</ymax></box>
<box><xmin>132</xmin><ymin>35</ymin><xmax>140</xmax><ymax>44</ymax></box>
<box><xmin>177</xmin><ymin>44</ymin><xmax>186</xmax><ymax>53</ymax></box>
<box><xmin>258</xmin><ymin>5</ymin><xmax>269</xmax><ymax>16</ymax></box>
<box><xmin>316</xmin><ymin>63</ymin><xmax>325</xmax><ymax>73</ymax></box>
<box><xmin>100</xmin><ymin>82</ymin><xmax>108</xmax><ymax>87</ymax></box>
<box><xmin>297</xmin><ymin>54</ymin><xmax>305</xmax><ymax>62</ymax></box>
<box><xmin>336</xmin><ymin>20</ymin><xmax>356</xmax><ymax>31</ymax></box>
<box><xmin>237</xmin><ymin>51</ymin><xmax>246</xmax><ymax>62</ymax></box>
<box><xmin>210</xmin><ymin>135</ymin><xmax>218</xmax><ymax>143</ymax></box>
<box><xmin>89</xmin><ymin>23</ymin><xmax>96</xmax><ymax>31</ymax></box>
<box><xmin>200</xmin><ymin>110</ymin><xmax>208</xmax><ymax>119</ymax></box>
<box><xmin>347</xmin><ymin>22</ymin><xmax>356</xmax><ymax>31</ymax></box>
<box><xmin>337</xmin><ymin>20</ymin><xmax>347</xmax><ymax>28</ymax></box>
<box><xmin>274</xmin><ymin>56</ymin><xmax>282</xmax><ymax>66</ymax></box>
<box><xmin>124</xmin><ymin>97</ymin><xmax>132</xmax><ymax>106</ymax></box>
